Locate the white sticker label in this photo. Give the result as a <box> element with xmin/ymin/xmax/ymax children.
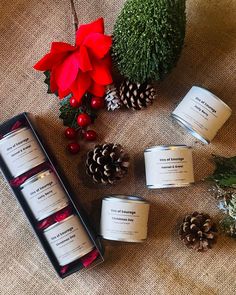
<box><xmin>100</xmin><ymin>200</ymin><xmax>150</xmax><ymax>242</ymax></box>
<box><xmin>0</xmin><ymin>128</ymin><xmax>46</xmax><ymax>177</ymax></box>
<box><xmin>144</xmin><ymin>148</ymin><xmax>194</xmax><ymax>188</ymax></box>
<box><xmin>172</xmin><ymin>86</ymin><xmax>231</xmax><ymax>142</ymax></box>
<box><xmin>21</xmin><ymin>171</ymin><xmax>68</xmax><ymax>221</ymax></box>
<box><xmin>44</xmin><ymin>215</ymin><xmax>94</xmax><ymax>266</ymax></box>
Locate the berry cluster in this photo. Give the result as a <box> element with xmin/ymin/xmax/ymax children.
<box><xmin>64</xmin><ymin>96</ymin><xmax>104</xmax><ymax>154</ymax></box>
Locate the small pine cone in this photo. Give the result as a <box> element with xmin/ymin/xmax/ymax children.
<box><xmin>119</xmin><ymin>80</ymin><xmax>156</xmax><ymax>110</ymax></box>
<box><xmin>179</xmin><ymin>212</ymin><xmax>217</xmax><ymax>251</ymax></box>
<box><xmin>86</xmin><ymin>143</ymin><xmax>129</xmax><ymax>184</ymax></box>
<box><xmin>105</xmin><ymin>85</ymin><xmax>122</xmax><ymax>111</ymax></box>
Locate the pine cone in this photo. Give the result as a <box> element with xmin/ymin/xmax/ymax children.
<box><xmin>119</xmin><ymin>80</ymin><xmax>156</xmax><ymax>110</ymax></box>
<box><xmin>105</xmin><ymin>85</ymin><xmax>122</xmax><ymax>111</ymax></box>
<box><xmin>86</xmin><ymin>143</ymin><xmax>129</xmax><ymax>184</ymax></box>
<box><xmin>179</xmin><ymin>212</ymin><xmax>217</xmax><ymax>251</ymax></box>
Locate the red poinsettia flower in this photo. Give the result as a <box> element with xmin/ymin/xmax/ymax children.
<box><xmin>34</xmin><ymin>18</ymin><xmax>112</xmax><ymax>102</ymax></box>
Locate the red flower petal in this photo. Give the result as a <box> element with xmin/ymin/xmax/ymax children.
<box><xmin>71</xmin><ymin>71</ymin><xmax>91</xmax><ymax>102</ymax></box>
<box><xmin>58</xmin><ymin>87</ymin><xmax>71</xmax><ymax>99</ymax></box>
<box><xmin>56</xmin><ymin>52</ymin><xmax>80</xmax><ymax>91</ymax></box>
<box><xmin>89</xmin><ymin>82</ymin><xmax>105</xmax><ymax>97</ymax></box>
<box><xmin>77</xmin><ymin>46</ymin><xmax>92</xmax><ymax>72</ymax></box>
<box><xmin>50</xmin><ymin>67</ymin><xmax>58</xmax><ymax>93</ymax></box>
<box><xmin>83</xmin><ymin>33</ymin><xmax>112</xmax><ymax>59</ymax></box>
<box><xmin>76</xmin><ymin>18</ymin><xmax>104</xmax><ymax>46</ymax></box>
<box><xmin>34</xmin><ymin>52</ymin><xmax>69</xmax><ymax>71</ymax></box>
<box><xmin>90</xmin><ymin>56</ymin><xmax>113</xmax><ymax>85</ymax></box>
<box><xmin>51</xmin><ymin>42</ymin><xmax>75</xmax><ymax>53</ymax></box>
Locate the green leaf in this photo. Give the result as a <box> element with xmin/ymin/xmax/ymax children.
<box><xmin>43</xmin><ymin>71</ymin><xmax>58</xmax><ymax>96</ymax></box>
<box><xmin>220</xmin><ymin>215</ymin><xmax>236</xmax><ymax>238</ymax></box>
<box><xmin>208</xmin><ymin>155</ymin><xmax>236</xmax><ymax>188</ymax></box>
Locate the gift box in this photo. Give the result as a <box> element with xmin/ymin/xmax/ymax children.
<box><xmin>0</xmin><ymin>112</ymin><xmax>104</xmax><ymax>278</ymax></box>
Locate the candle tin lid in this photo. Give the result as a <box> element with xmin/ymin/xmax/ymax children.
<box><xmin>171</xmin><ymin>86</ymin><xmax>232</xmax><ymax>144</ymax></box>
<box><xmin>100</xmin><ymin>195</ymin><xmax>150</xmax><ymax>243</ymax></box>
<box><xmin>19</xmin><ymin>169</ymin><xmax>51</xmax><ymax>189</ymax></box>
<box><xmin>103</xmin><ymin>195</ymin><xmax>149</xmax><ymax>204</ymax></box>
<box><xmin>144</xmin><ymin>145</ymin><xmax>194</xmax><ymax>189</ymax></box>
<box><xmin>144</xmin><ymin>145</ymin><xmax>192</xmax><ymax>152</ymax></box>
<box><xmin>0</xmin><ymin>126</ymin><xmax>28</xmax><ymax>140</ymax></box>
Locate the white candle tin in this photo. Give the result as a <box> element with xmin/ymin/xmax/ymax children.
<box><xmin>0</xmin><ymin>127</ymin><xmax>46</xmax><ymax>177</ymax></box>
<box><xmin>144</xmin><ymin>145</ymin><xmax>194</xmax><ymax>188</ymax></box>
<box><xmin>44</xmin><ymin>215</ymin><xmax>94</xmax><ymax>266</ymax></box>
<box><xmin>100</xmin><ymin>195</ymin><xmax>150</xmax><ymax>243</ymax></box>
<box><xmin>171</xmin><ymin>86</ymin><xmax>232</xmax><ymax>144</ymax></box>
<box><xmin>20</xmin><ymin>169</ymin><xmax>69</xmax><ymax>221</ymax></box>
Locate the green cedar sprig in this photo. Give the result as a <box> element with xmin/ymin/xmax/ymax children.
<box><xmin>209</xmin><ymin>155</ymin><xmax>236</xmax><ymax>239</ymax></box>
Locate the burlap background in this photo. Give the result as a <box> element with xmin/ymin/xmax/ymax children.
<box><xmin>0</xmin><ymin>0</ymin><xmax>236</xmax><ymax>294</ymax></box>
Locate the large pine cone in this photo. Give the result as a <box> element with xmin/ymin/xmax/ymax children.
<box><xmin>119</xmin><ymin>80</ymin><xmax>156</xmax><ymax>110</ymax></box>
<box><xmin>179</xmin><ymin>212</ymin><xmax>217</xmax><ymax>251</ymax></box>
<box><xmin>86</xmin><ymin>143</ymin><xmax>129</xmax><ymax>184</ymax></box>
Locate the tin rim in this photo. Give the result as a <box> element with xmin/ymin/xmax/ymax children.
<box><xmin>0</xmin><ymin>127</ymin><xmax>28</xmax><ymax>142</ymax></box>
<box><xmin>144</xmin><ymin>144</ymin><xmax>191</xmax><ymax>153</ymax></box>
<box><xmin>192</xmin><ymin>86</ymin><xmax>232</xmax><ymax>112</ymax></box>
<box><xmin>171</xmin><ymin>113</ymin><xmax>210</xmax><ymax>144</ymax></box>
<box><xmin>146</xmin><ymin>182</ymin><xmax>194</xmax><ymax>189</ymax></box>
<box><xmin>103</xmin><ymin>195</ymin><xmax>149</xmax><ymax>204</ymax></box>
<box><xmin>20</xmin><ymin>169</ymin><xmax>51</xmax><ymax>189</ymax></box>
<box><xmin>44</xmin><ymin>214</ymin><xmax>74</xmax><ymax>232</ymax></box>
<box><xmin>101</xmin><ymin>235</ymin><xmax>146</xmax><ymax>243</ymax></box>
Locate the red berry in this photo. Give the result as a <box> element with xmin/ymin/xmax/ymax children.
<box><xmin>70</xmin><ymin>96</ymin><xmax>80</xmax><ymax>108</ymax></box>
<box><xmin>84</xmin><ymin>130</ymin><xmax>97</xmax><ymax>141</ymax></box>
<box><xmin>77</xmin><ymin>113</ymin><xmax>91</xmax><ymax>127</ymax></box>
<box><xmin>67</xmin><ymin>142</ymin><xmax>80</xmax><ymax>154</ymax></box>
<box><xmin>64</xmin><ymin>127</ymin><xmax>76</xmax><ymax>139</ymax></box>
<box><xmin>91</xmin><ymin>97</ymin><xmax>104</xmax><ymax>109</ymax></box>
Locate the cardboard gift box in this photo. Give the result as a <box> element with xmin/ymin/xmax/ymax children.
<box><xmin>0</xmin><ymin>112</ymin><xmax>104</xmax><ymax>278</ymax></box>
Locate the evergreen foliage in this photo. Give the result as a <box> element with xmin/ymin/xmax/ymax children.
<box><xmin>112</xmin><ymin>0</ymin><xmax>186</xmax><ymax>83</ymax></box>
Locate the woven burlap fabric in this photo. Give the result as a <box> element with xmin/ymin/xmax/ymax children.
<box><xmin>0</xmin><ymin>0</ymin><xmax>236</xmax><ymax>294</ymax></box>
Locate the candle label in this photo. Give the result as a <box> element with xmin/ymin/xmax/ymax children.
<box><xmin>144</xmin><ymin>146</ymin><xmax>194</xmax><ymax>188</ymax></box>
<box><xmin>0</xmin><ymin>127</ymin><xmax>46</xmax><ymax>177</ymax></box>
<box><xmin>172</xmin><ymin>86</ymin><xmax>232</xmax><ymax>142</ymax></box>
<box><xmin>21</xmin><ymin>171</ymin><xmax>69</xmax><ymax>221</ymax></box>
<box><xmin>101</xmin><ymin>198</ymin><xmax>149</xmax><ymax>242</ymax></box>
<box><xmin>44</xmin><ymin>215</ymin><xmax>94</xmax><ymax>266</ymax></box>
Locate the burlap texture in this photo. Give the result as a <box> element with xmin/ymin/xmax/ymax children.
<box><xmin>0</xmin><ymin>0</ymin><xmax>236</xmax><ymax>294</ymax></box>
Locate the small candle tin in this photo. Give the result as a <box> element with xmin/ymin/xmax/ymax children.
<box><xmin>144</xmin><ymin>145</ymin><xmax>194</xmax><ymax>188</ymax></box>
<box><xmin>100</xmin><ymin>195</ymin><xmax>150</xmax><ymax>243</ymax></box>
<box><xmin>171</xmin><ymin>86</ymin><xmax>232</xmax><ymax>144</ymax></box>
<box><xmin>0</xmin><ymin>127</ymin><xmax>46</xmax><ymax>177</ymax></box>
<box><xmin>20</xmin><ymin>169</ymin><xmax>69</xmax><ymax>221</ymax></box>
<box><xmin>44</xmin><ymin>215</ymin><xmax>94</xmax><ymax>266</ymax></box>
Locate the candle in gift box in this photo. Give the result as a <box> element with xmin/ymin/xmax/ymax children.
<box><xmin>20</xmin><ymin>169</ymin><xmax>69</xmax><ymax>221</ymax></box>
<box><xmin>0</xmin><ymin>127</ymin><xmax>46</xmax><ymax>177</ymax></box>
<box><xmin>44</xmin><ymin>215</ymin><xmax>94</xmax><ymax>266</ymax></box>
